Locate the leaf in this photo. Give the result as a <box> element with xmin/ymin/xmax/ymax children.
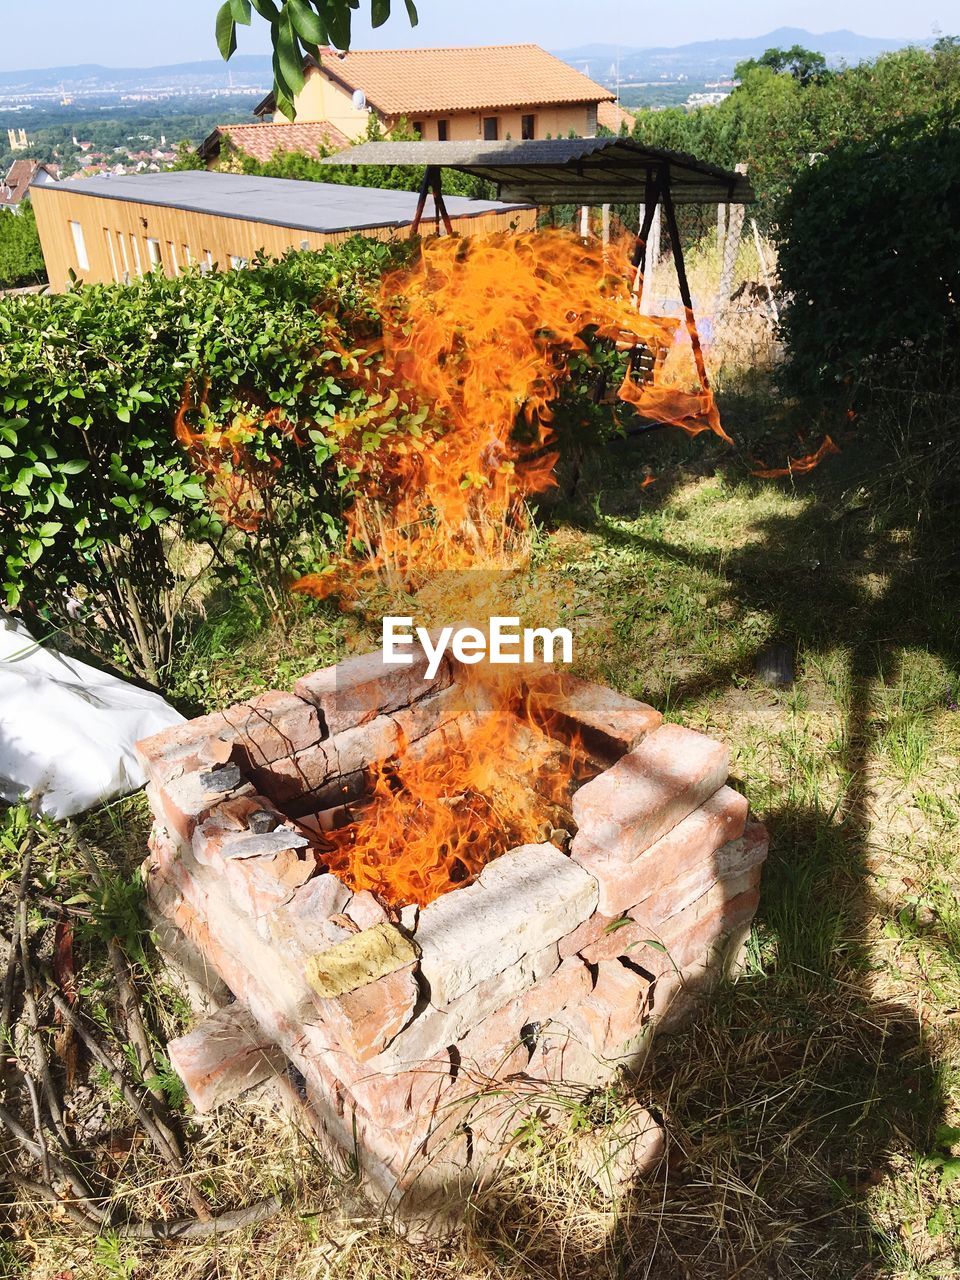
<box><xmin>288</xmin><ymin>0</ymin><xmax>327</xmax><ymax>44</ymax></box>
<box><xmin>229</xmin><ymin>0</ymin><xmax>253</xmax><ymax>22</ymax></box>
<box><xmin>26</xmin><ymin>540</ymin><xmax>43</xmax><ymax>564</ymax></box>
<box><xmin>215</xmin><ymin>1</ymin><xmax>238</xmax><ymax>59</ymax></box>
<box><xmin>370</xmin><ymin>0</ymin><xmax>390</xmax><ymax>27</ymax></box>
<box><xmin>402</xmin><ymin>0</ymin><xmax>418</xmax><ymax>25</ymax></box>
<box><xmin>276</xmin><ymin>11</ymin><xmax>307</xmax><ymax>93</ymax></box>
<box><xmin>320</xmin><ymin>0</ymin><xmax>351</xmax><ymax>48</ymax></box>
<box><xmin>250</xmin><ymin>0</ymin><xmax>281</xmax><ymax>17</ymax></box>
<box><xmin>57</xmin><ymin>459</ymin><xmax>89</xmax><ymax>475</ymax></box>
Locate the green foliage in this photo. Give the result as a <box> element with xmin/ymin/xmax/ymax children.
<box><xmin>171</xmin><ymin>139</ymin><xmax>205</xmax><ymax>171</ymax></box>
<box><xmin>633</xmin><ymin>40</ymin><xmax>960</xmax><ymax>217</ymax></box>
<box><xmin>0</xmin><ymin>204</ymin><xmax>46</xmax><ymax>289</ymax></box>
<box><xmin>775</xmin><ymin>109</ymin><xmax>960</xmax><ymax>392</ymax></box>
<box><xmin>734</xmin><ymin>44</ymin><xmax>831</xmax><ymax>86</ymax></box>
<box><xmin>217</xmin><ymin>0</ymin><xmax>419</xmax><ymax>119</ymax></box>
<box><xmin>0</xmin><ymin>237</ymin><xmax>414</xmax><ymax>682</ymax></box>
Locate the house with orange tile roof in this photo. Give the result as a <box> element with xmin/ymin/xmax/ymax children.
<box><xmin>267</xmin><ymin>44</ymin><xmax>616</xmax><ymax>142</ymax></box>
<box><xmin>1</xmin><ymin>159</ymin><xmax>59</xmax><ymax>212</ymax></box>
<box><xmin>199</xmin><ymin>120</ymin><xmax>351</xmax><ymax>170</ymax></box>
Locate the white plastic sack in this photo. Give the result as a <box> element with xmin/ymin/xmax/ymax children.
<box><xmin>0</xmin><ymin>615</ymin><xmax>184</xmax><ymax>819</ymax></box>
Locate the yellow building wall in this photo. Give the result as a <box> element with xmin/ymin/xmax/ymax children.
<box><xmin>31</xmin><ymin>185</ymin><xmax>536</xmax><ymax>292</ymax></box>
<box><xmin>394</xmin><ymin>104</ymin><xmax>595</xmax><ymax>141</ymax></box>
<box><xmin>293</xmin><ymin>67</ymin><xmax>371</xmax><ymax>138</ymax></box>
<box><xmin>290</xmin><ymin>64</ymin><xmax>600</xmax><ymax>141</ymax></box>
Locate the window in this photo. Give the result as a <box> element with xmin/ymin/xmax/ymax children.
<box><xmin>103</xmin><ymin>228</ymin><xmax>119</xmax><ymax>282</ymax></box>
<box><xmin>229</xmin><ymin>254</ymin><xmax>248</xmax><ymax>270</ymax></box>
<box><xmin>68</xmin><ymin>220</ymin><xmax>89</xmax><ymax>271</ymax></box>
<box><xmin>146</xmin><ymin>238</ymin><xmax>162</xmax><ymax>269</ymax></box>
<box><xmin>412</xmin><ymin>121</ymin><xmax>424</xmax><ymax>138</ymax></box>
<box><xmin>437</xmin><ymin>119</ymin><xmax>449</xmax><ymax>141</ymax></box>
<box><xmin>167</xmin><ymin>242</ymin><xmax>178</xmax><ymax>274</ymax></box>
<box><xmin>482</xmin><ymin>116</ymin><xmax>499</xmax><ymax>141</ymax></box>
<box><xmin>521</xmin><ymin>113</ymin><xmax>536</xmax><ymax>140</ymax></box>
<box><xmin>182</xmin><ymin>244</ymin><xmax>192</xmax><ymax>266</ymax></box>
<box><xmin>129</xmin><ymin>235</ymin><xmax>142</xmax><ymax>276</ymax></box>
<box><xmin>117</xmin><ymin>230</ymin><xmax>130</xmax><ymax>281</ymax></box>
<box><xmin>204</xmin><ymin>249</ymin><xmax>213</xmax><ymax>272</ymax></box>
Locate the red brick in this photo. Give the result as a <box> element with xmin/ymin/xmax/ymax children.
<box><xmin>137</xmin><ymin>692</ymin><xmax>320</xmax><ymax>787</ymax></box>
<box><xmin>220</xmin><ymin>691</ymin><xmax>322</xmax><ymax>766</ymax></box>
<box><xmin>153</xmin><ymin>770</ymin><xmax>253</xmax><ymax>843</ymax></box>
<box><xmin>577</xmin><ymin>960</ymin><xmax>652</xmax><ymax>1054</ymax></box>
<box><xmin>136</xmin><ymin>712</ymin><xmax>233</xmax><ymax>786</ymax></box>
<box><xmin>457</xmin><ymin>957</ymin><xmax>593</xmax><ymax>1070</ymax></box>
<box><xmin>571</xmin><ymin>723</ymin><xmax>730</xmax><ymax>867</ymax></box>
<box><xmin>577</xmin><ymin>786</ymin><xmax>748</xmax><ymax>917</ymax></box>
<box><xmin>575</xmin><ymin>1104</ymin><xmax>664</xmax><ymax>1196</ymax></box>
<box><xmin>192</xmin><ymin>798</ymin><xmax>302</xmax><ymax>871</ymax></box>
<box><xmin>294</xmin><ymin>646</ymin><xmax>452</xmax><ymax>737</ymax></box>
<box><xmin>223</xmin><ymin>848</ymin><xmax>315</xmax><ymax>918</ymax></box>
<box><xmin>167</xmin><ymin>1002</ymin><xmax>285</xmax><ymax>1113</ymax></box>
<box><xmin>313</xmin><ymin>962</ymin><xmax>419</xmax><ymax>1062</ymax></box>
<box><xmin>525</xmin><ymin>1020</ymin><xmax>614</xmax><ymax>1088</ymax></box>
<box><xmin>345</xmin><ymin>890</ymin><xmax>389</xmax><ymax>930</ymax></box>
<box><xmin>716</xmin><ymin>821</ymin><xmax>769</xmax><ymax>880</ymax></box>
<box><xmin>620</xmin><ymin>872</ymin><xmax>762</xmax><ymax>981</ymax></box>
<box><xmin>522</xmin><ymin>670</ymin><xmax>662</xmax><ymax>759</ymax></box>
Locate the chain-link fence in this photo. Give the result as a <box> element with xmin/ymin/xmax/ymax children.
<box><xmin>549</xmin><ymin>198</ymin><xmax>782</xmax><ymax>387</ymax></box>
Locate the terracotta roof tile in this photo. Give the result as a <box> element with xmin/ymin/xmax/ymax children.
<box><xmin>202</xmin><ymin>121</ymin><xmax>351</xmax><ymax>164</ymax></box>
<box><xmin>315</xmin><ymin>44</ymin><xmax>615</xmax><ymax>115</ymax></box>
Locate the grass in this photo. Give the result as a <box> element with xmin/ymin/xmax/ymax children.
<box><xmin>7</xmin><ymin>369</ymin><xmax>960</xmax><ymax>1278</ymax></box>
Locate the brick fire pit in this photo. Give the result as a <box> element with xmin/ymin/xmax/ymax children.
<box><xmin>138</xmin><ymin>646</ymin><xmax>767</xmax><ymax>1223</ymax></box>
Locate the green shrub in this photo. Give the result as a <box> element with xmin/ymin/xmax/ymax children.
<box><xmin>0</xmin><ymin>237</ymin><xmax>418</xmax><ymax>682</ymax></box>
<box><xmin>775</xmin><ymin>109</ymin><xmax>960</xmax><ymax>392</ymax></box>
<box><xmin>0</xmin><ymin>204</ymin><xmax>47</xmax><ymax>289</ymax></box>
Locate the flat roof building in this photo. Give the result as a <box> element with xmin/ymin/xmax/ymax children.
<box><xmin>30</xmin><ymin>171</ymin><xmax>534</xmax><ymax>290</ymax></box>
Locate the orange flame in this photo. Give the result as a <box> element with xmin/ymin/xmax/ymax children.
<box><xmin>313</xmin><ymin>668</ymin><xmax>594</xmax><ymax>907</ymax></box>
<box><xmin>176</xmin><ymin>229</ymin><xmax>736</xmax><ymax>906</ymax></box>
<box><xmin>292</xmin><ymin>228</ymin><xmax>730</xmax><ymax>601</ymax></box>
<box><xmin>174</xmin><ymin>381</ymin><xmax>299</xmax><ymax>531</ymax></box>
<box><xmin>751</xmin><ymin>435</ymin><xmax>840</xmax><ymax>479</ymax></box>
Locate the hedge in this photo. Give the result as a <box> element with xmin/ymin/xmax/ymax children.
<box><xmin>775</xmin><ymin>108</ymin><xmax>960</xmax><ymax>393</ymax></box>
<box><xmin>0</xmin><ymin>237</ymin><xmax>418</xmax><ymax>682</ymax></box>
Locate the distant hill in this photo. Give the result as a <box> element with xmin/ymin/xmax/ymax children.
<box><xmin>554</xmin><ymin>27</ymin><xmax>933</xmax><ymax>85</ymax></box>
<box><xmin>0</xmin><ymin>56</ymin><xmax>272</xmax><ymax>94</ymax></box>
<box><xmin>0</xmin><ymin>28</ymin><xmax>937</xmax><ymax>97</ymax></box>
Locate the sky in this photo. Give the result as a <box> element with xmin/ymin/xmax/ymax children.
<box><xmin>0</xmin><ymin>0</ymin><xmax>950</xmax><ymax>71</ymax></box>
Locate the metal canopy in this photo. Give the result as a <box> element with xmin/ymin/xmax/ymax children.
<box><xmin>321</xmin><ymin>137</ymin><xmax>755</xmax><ymax>206</ymax></box>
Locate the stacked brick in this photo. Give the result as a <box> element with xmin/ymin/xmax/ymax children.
<box><xmin>139</xmin><ymin>648</ymin><xmax>767</xmax><ymax>1221</ymax></box>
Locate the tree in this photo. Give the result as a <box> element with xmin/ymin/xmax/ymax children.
<box><xmin>776</xmin><ymin>109</ymin><xmax>960</xmax><ymax>392</ymax></box>
<box><xmin>215</xmin><ymin>0</ymin><xmax>419</xmax><ymax>119</ymax></box>
<box><xmin>0</xmin><ymin>204</ymin><xmax>47</xmax><ymax>289</ymax></box>
<box><xmin>735</xmin><ymin>45</ymin><xmax>831</xmax><ymax>87</ymax></box>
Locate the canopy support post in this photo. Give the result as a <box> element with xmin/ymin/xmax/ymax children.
<box><xmin>661</xmin><ymin>175</ymin><xmax>712</xmax><ymax>399</ymax></box>
<box><xmin>411</xmin><ymin>165</ymin><xmax>454</xmax><ymax>237</ymax></box>
<box><xmin>631</xmin><ymin>171</ymin><xmax>662</xmax><ymax>307</ymax></box>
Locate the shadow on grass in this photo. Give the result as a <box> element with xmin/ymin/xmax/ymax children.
<box><xmin>468</xmin><ymin>425</ymin><xmax>959</xmax><ymax>1275</ymax></box>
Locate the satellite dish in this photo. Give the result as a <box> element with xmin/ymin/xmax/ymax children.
<box><xmin>352</xmin><ymin>88</ymin><xmax>367</xmax><ymax>110</ymax></box>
